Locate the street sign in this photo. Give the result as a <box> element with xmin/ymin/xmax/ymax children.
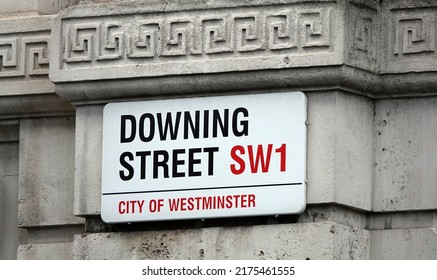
<box><xmin>101</xmin><ymin>92</ymin><xmax>307</xmax><ymax>223</ymax></box>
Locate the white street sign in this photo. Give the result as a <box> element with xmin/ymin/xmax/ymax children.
<box><xmin>101</xmin><ymin>92</ymin><xmax>307</xmax><ymax>223</ymax></box>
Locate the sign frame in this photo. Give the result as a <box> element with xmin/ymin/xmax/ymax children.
<box><xmin>101</xmin><ymin>92</ymin><xmax>307</xmax><ymax>223</ymax></box>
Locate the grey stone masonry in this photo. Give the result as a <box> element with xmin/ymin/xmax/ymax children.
<box><xmin>0</xmin><ymin>0</ymin><xmax>436</xmax><ymax>259</ymax></box>
<box><xmin>0</xmin><ymin>121</ymin><xmax>19</xmax><ymax>259</ymax></box>
<box><xmin>50</xmin><ymin>0</ymin><xmax>437</xmax><ymax>102</ymax></box>
<box><xmin>0</xmin><ymin>7</ymin><xmax>83</xmax><ymax>260</ymax></box>
<box><xmin>0</xmin><ymin>0</ymin><xmax>81</xmax><ymax>15</ymax></box>
<box><xmin>73</xmin><ymin>222</ymin><xmax>370</xmax><ymax>260</ymax></box>
<box><xmin>0</xmin><ymin>15</ymin><xmax>73</xmax><ymax>119</ymax></box>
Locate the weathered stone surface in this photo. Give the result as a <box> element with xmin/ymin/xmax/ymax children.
<box><xmin>0</xmin><ymin>0</ymin><xmax>80</xmax><ymax>14</ymax></box>
<box><xmin>367</xmin><ymin>211</ymin><xmax>437</xmax><ymax>230</ymax></box>
<box><xmin>0</xmin><ymin>93</ymin><xmax>74</xmax><ymax>120</ymax></box>
<box><xmin>0</xmin><ymin>15</ymin><xmax>74</xmax><ymax>118</ymax></box>
<box><xmin>307</xmin><ymin>91</ymin><xmax>373</xmax><ymax>210</ymax></box>
<box><xmin>381</xmin><ymin>0</ymin><xmax>437</xmax><ymax>74</ymax></box>
<box><xmin>50</xmin><ymin>0</ymin><xmax>343</xmax><ymax>83</ymax></box>
<box><xmin>48</xmin><ymin>0</ymin><xmax>437</xmax><ymax>101</ymax></box>
<box><xmin>73</xmin><ymin>222</ymin><xmax>369</xmax><ymax>260</ymax></box>
<box><xmin>27</xmin><ymin>225</ymin><xmax>84</xmax><ymax>244</ymax></box>
<box><xmin>18</xmin><ymin>117</ymin><xmax>84</xmax><ymax>227</ymax></box>
<box><xmin>54</xmin><ymin>67</ymin><xmax>378</xmax><ymax>104</ymax></box>
<box><xmin>333</xmin><ymin>93</ymin><xmax>373</xmax><ymax>209</ymax></box>
<box><xmin>0</xmin><ymin>15</ymin><xmax>53</xmax><ymax>95</ymax></box>
<box><xmin>74</xmin><ymin>105</ymin><xmax>103</xmax><ymax>216</ymax></box>
<box><xmin>37</xmin><ymin>0</ymin><xmax>81</xmax><ymax>15</ymax></box>
<box><xmin>345</xmin><ymin>0</ymin><xmax>380</xmax><ymax>72</ymax></box>
<box><xmin>299</xmin><ymin>205</ymin><xmax>366</xmax><ymax>229</ymax></box>
<box><xmin>306</xmin><ymin>92</ymin><xmax>336</xmax><ymax>204</ymax></box>
<box><xmin>17</xmin><ymin>243</ymin><xmax>73</xmax><ymax>260</ymax></box>
<box><xmin>0</xmin><ymin>140</ymin><xmax>19</xmax><ymax>259</ymax></box>
<box><xmin>0</xmin><ymin>0</ymin><xmax>37</xmax><ymax>14</ymax></box>
<box><xmin>51</xmin><ymin>0</ymin><xmax>362</xmax><ymax>102</ymax></box>
<box><xmin>370</xmin><ymin>228</ymin><xmax>437</xmax><ymax>259</ymax></box>
<box><xmin>374</xmin><ymin>97</ymin><xmax>437</xmax><ymax>211</ymax></box>
<box><xmin>0</xmin><ymin>121</ymin><xmax>18</xmax><ymax>142</ymax></box>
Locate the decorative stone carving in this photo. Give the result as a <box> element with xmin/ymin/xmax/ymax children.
<box><xmin>0</xmin><ymin>15</ymin><xmax>72</xmax><ymax>118</ymax></box>
<box><xmin>0</xmin><ymin>16</ymin><xmax>54</xmax><ymax>96</ymax></box>
<box><xmin>393</xmin><ymin>13</ymin><xmax>434</xmax><ymax>56</ymax></box>
<box><xmin>62</xmin><ymin>8</ymin><xmax>334</xmax><ymax>64</ymax></box>
<box><xmin>51</xmin><ymin>1</ymin><xmax>340</xmax><ymax>82</ymax></box>
<box><xmin>46</xmin><ymin>0</ymin><xmax>437</xmax><ymax>100</ymax></box>
<box><xmin>0</xmin><ymin>36</ymin><xmax>49</xmax><ymax>78</ymax></box>
<box><xmin>346</xmin><ymin>1</ymin><xmax>378</xmax><ymax>71</ymax></box>
<box><xmin>382</xmin><ymin>0</ymin><xmax>437</xmax><ymax>73</ymax></box>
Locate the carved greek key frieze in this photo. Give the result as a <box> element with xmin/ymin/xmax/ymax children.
<box><xmin>354</xmin><ymin>17</ymin><xmax>373</xmax><ymax>53</ymax></box>
<box><xmin>347</xmin><ymin>2</ymin><xmax>378</xmax><ymax>71</ymax></box>
<box><xmin>0</xmin><ymin>38</ymin><xmax>19</xmax><ymax>77</ymax></box>
<box><xmin>98</xmin><ymin>23</ymin><xmax>124</xmax><ymax>60</ymax></box>
<box><xmin>60</xmin><ymin>5</ymin><xmax>335</xmax><ymax>69</ymax></box>
<box><xmin>0</xmin><ymin>35</ymin><xmax>49</xmax><ymax>78</ymax></box>
<box><xmin>23</xmin><ymin>37</ymin><xmax>50</xmax><ymax>76</ymax></box>
<box><xmin>162</xmin><ymin>20</ymin><xmax>193</xmax><ymax>56</ymax></box>
<box><xmin>127</xmin><ymin>23</ymin><xmax>161</xmax><ymax>58</ymax></box>
<box><xmin>64</xmin><ymin>22</ymin><xmax>127</xmax><ymax>62</ymax></box>
<box><xmin>383</xmin><ymin>7</ymin><xmax>437</xmax><ymax>73</ymax></box>
<box><xmin>265</xmin><ymin>13</ymin><xmax>296</xmax><ymax>51</ymax></box>
<box><xmin>201</xmin><ymin>17</ymin><xmax>233</xmax><ymax>54</ymax></box>
<box><xmin>390</xmin><ymin>8</ymin><xmax>436</xmax><ymax>59</ymax></box>
<box><xmin>299</xmin><ymin>9</ymin><xmax>332</xmax><ymax>48</ymax></box>
<box><xmin>394</xmin><ymin>14</ymin><xmax>435</xmax><ymax>56</ymax></box>
<box><xmin>234</xmin><ymin>14</ymin><xmax>264</xmax><ymax>52</ymax></box>
<box><xmin>64</xmin><ymin>23</ymin><xmax>99</xmax><ymax>63</ymax></box>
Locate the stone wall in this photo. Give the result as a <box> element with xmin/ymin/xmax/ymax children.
<box><xmin>1</xmin><ymin>0</ymin><xmax>436</xmax><ymax>260</ymax></box>
<box><xmin>0</xmin><ymin>2</ymin><xmax>83</xmax><ymax>260</ymax></box>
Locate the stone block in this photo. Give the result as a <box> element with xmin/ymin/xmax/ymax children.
<box><xmin>50</xmin><ymin>0</ymin><xmax>344</xmax><ymax>83</ymax></box>
<box><xmin>0</xmin><ymin>0</ymin><xmax>80</xmax><ymax>14</ymax></box>
<box><xmin>74</xmin><ymin>105</ymin><xmax>104</xmax><ymax>216</ymax></box>
<box><xmin>0</xmin><ymin>15</ymin><xmax>53</xmax><ymax>96</ymax></box>
<box><xmin>18</xmin><ymin>117</ymin><xmax>84</xmax><ymax>227</ymax></box>
<box><xmin>307</xmin><ymin>93</ymin><xmax>336</xmax><ymax>204</ymax></box>
<box><xmin>299</xmin><ymin>205</ymin><xmax>366</xmax><ymax>229</ymax></box>
<box><xmin>334</xmin><ymin>92</ymin><xmax>373</xmax><ymax>209</ymax></box>
<box><xmin>17</xmin><ymin>243</ymin><xmax>73</xmax><ymax>260</ymax></box>
<box><xmin>0</xmin><ymin>0</ymin><xmax>36</xmax><ymax>14</ymax></box>
<box><xmin>48</xmin><ymin>1</ymin><xmax>437</xmax><ymax>101</ymax></box>
<box><xmin>381</xmin><ymin>0</ymin><xmax>437</xmax><ymax>74</ymax></box>
<box><xmin>0</xmin><ymin>141</ymin><xmax>19</xmax><ymax>259</ymax></box>
<box><xmin>27</xmin><ymin>225</ymin><xmax>84</xmax><ymax>244</ymax></box>
<box><xmin>73</xmin><ymin>222</ymin><xmax>369</xmax><ymax>260</ymax></box>
<box><xmin>50</xmin><ymin>0</ymin><xmax>349</xmax><ymax>102</ymax></box>
<box><xmin>37</xmin><ymin>0</ymin><xmax>81</xmax><ymax>15</ymax></box>
<box><xmin>0</xmin><ymin>94</ymin><xmax>74</xmax><ymax>120</ymax></box>
<box><xmin>345</xmin><ymin>0</ymin><xmax>380</xmax><ymax>72</ymax></box>
<box><xmin>0</xmin><ymin>121</ymin><xmax>18</xmax><ymax>142</ymax></box>
<box><xmin>374</xmin><ymin>97</ymin><xmax>437</xmax><ymax>211</ymax></box>
<box><xmin>307</xmin><ymin>91</ymin><xmax>373</xmax><ymax>210</ymax></box>
<box><xmin>370</xmin><ymin>228</ymin><xmax>437</xmax><ymax>260</ymax></box>
<box><xmin>367</xmin><ymin>212</ymin><xmax>437</xmax><ymax>230</ymax></box>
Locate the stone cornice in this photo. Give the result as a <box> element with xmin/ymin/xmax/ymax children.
<box><xmin>0</xmin><ymin>15</ymin><xmax>74</xmax><ymax>119</ymax></box>
<box><xmin>42</xmin><ymin>0</ymin><xmax>437</xmax><ymax>102</ymax></box>
<box><xmin>51</xmin><ymin>0</ymin><xmax>342</xmax><ymax>81</ymax></box>
<box><xmin>0</xmin><ymin>15</ymin><xmax>53</xmax><ymax>95</ymax></box>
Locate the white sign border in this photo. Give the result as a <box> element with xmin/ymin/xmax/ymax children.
<box><xmin>101</xmin><ymin>92</ymin><xmax>307</xmax><ymax>223</ymax></box>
